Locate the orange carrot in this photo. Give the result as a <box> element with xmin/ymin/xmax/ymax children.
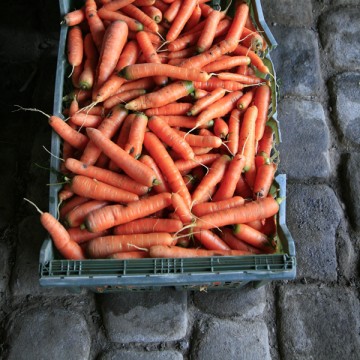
<box><xmin>124</xmin><ymin>112</ymin><xmax>148</xmax><ymax>158</ymax></box>
<box><xmin>133</xmin><ymin>0</ymin><xmax>156</xmax><ymax>5</ymax></box>
<box><xmin>25</xmin><ymin>199</ymin><xmax>85</xmax><ymax>260</ymax></box>
<box><xmin>148</xmin><ymin>116</ymin><xmax>195</xmax><ymax>160</ymax></box>
<box><xmin>202</xmin><ymin>56</ymin><xmax>251</xmax><ymax>73</ymax></box>
<box><xmin>233</xmin><ymin>223</ymin><xmax>274</xmax><ymax>253</ymax></box>
<box><xmin>122</xmin><ymin>4</ymin><xmax>159</xmax><ymax>33</ymax></box>
<box><xmin>234</xmin><ymin>45</ymin><xmax>269</xmax><ymax>74</ymax></box>
<box><xmin>257</xmin><ymin>125</ymin><xmax>273</xmax><ymax>158</ymax></box>
<box><xmin>139</xmin><ymin>155</ymin><xmax>171</xmax><ymax>193</ymax></box>
<box><xmin>145</xmin><ymin>102</ymin><xmax>192</xmax><ymax>116</ymax></box>
<box><xmin>171</xmin><ymin>192</ymin><xmax>194</xmax><ymax>224</ymax></box>
<box><xmin>67</xmin><ymin>26</ymin><xmax>84</xmax><ymax>70</ymax></box>
<box><xmin>225</xmin><ymin>2</ymin><xmax>249</xmax><ymax>44</ymax></box>
<box><xmin>125</xmin><ymin>80</ymin><xmax>194</xmax><ymax>111</ymax></box>
<box><xmin>64</xmin><ymin>158</ymin><xmax>150</xmax><ymax>196</ymax></box>
<box><xmin>103</xmin><ymin>88</ymin><xmax>147</xmax><ymax>109</ymax></box>
<box><xmin>108</xmin><ymin>251</ymin><xmax>149</xmax><ymax>259</ymax></box>
<box><xmin>191</xmin><ymin>155</ymin><xmax>230</xmax><ymax>205</ymax></box>
<box><xmin>149</xmin><ymin>245</ymin><xmax>251</xmax><ymax>258</ymax></box>
<box><xmin>79</xmin><ymin>33</ymin><xmax>98</xmax><ymax>90</ymax></box>
<box><xmin>173</xmin><ymin>129</ymin><xmax>223</xmax><ymax>149</ymax></box>
<box><xmin>188</xmin><ymin>88</ymin><xmax>226</xmax><ymax>116</ymax></box>
<box><xmin>253</xmin><ymin>162</ymin><xmax>276</xmax><ymax>199</ymax></box>
<box><xmin>253</xmin><ymin>84</ymin><xmax>271</xmax><ymax>141</ymax></box>
<box><xmin>213</xmin><ymin>117</ymin><xmax>229</xmax><ymax>139</ymax></box>
<box><xmin>63</xmin><ymin>8</ymin><xmax>86</xmax><ymax>26</ymax></box>
<box><xmin>174</xmin><ymin>153</ymin><xmax>221</xmax><ymax>175</ymax></box>
<box><xmin>68</xmin><ymin>227</ymin><xmax>109</xmax><ymax>244</ymax></box>
<box><xmin>95</xmin><ymin>20</ymin><xmax>128</xmax><ymax>88</ymax></box>
<box><xmin>191</xmin><ymin>196</ymin><xmax>245</xmax><ymax>217</ymax></box>
<box><xmin>87</xmin><ymin>232</ymin><xmax>175</xmax><ymax>258</ymax></box>
<box><xmin>193</xmin><ymin>78</ymin><xmax>245</xmax><ymax>91</ymax></box>
<box><xmin>97</xmin><ymin>8</ymin><xmax>143</xmax><ymax>32</ymax></box>
<box><xmin>221</xmin><ymin>227</ymin><xmax>262</xmax><ymax>253</ymax></box>
<box><xmin>85</xmin><ymin>192</ymin><xmax>172</xmax><ymax>232</ymax></box>
<box><xmin>70</xmin><ymin>175</ymin><xmax>139</xmax><ymax>203</ymax></box>
<box><xmin>85</xmin><ymin>0</ymin><xmax>106</xmax><ymax>51</ymax></box>
<box><xmin>235</xmin><ymin>174</ymin><xmax>253</xmax><ymax>198</ymax></box>
<box><xmin>212</xmin><ymin>154</ymin><xmax>246</xmax><ymax>201</ymax></box>
<box><xmin>193</xmin><ymin>228</ymin><xmax>230</xmax><ymax>250</ymax></box>
<box><xmin>158</xmin><ymin>115</ymin><xmax>212</xmax><ymax>129</ymax></box>
<box><xmin>184</xmin><ymin>3</ymin><xmax>201</xmax><ymax>31</ymax></box>
<box><xmin>102</xmin><ymin>0</ymin><xmax>135</xmax><ymax>12</ymax></box>
<box><xmin>216</xmin><ymin>72</ymin><xmax>263</xmax><ymax>85</ymax></box>
<box><xmin>196</xmin><ymin>196</ymin><xmax>279</xmax><ymax>229</ymax></box>
<box><xmin>237</xmin><ymin>88</ymin><xmax>256</xmax><ymax>110</ymax></box>
<box><xmin>120</xmin><ymin>63</ymin><xmax>210</xmax><ymax>82</ymax></box>
<box><xmin>142</xmin><ymin>5</ymin><xmax>163</xmax><ymax>23</ymax></box>
<box><xmin>163</xmin><ymin>0</ymin><xmax>181</xmax><ymax>23</ymax></box>
<box><xmin>143</xmin><ymin>132</ymin><xmax>192</xmax><ymax>206</ymax></box>
<box><xmin>70</xmin><ymin>113</ymin><xmax>103</xmax><ymax>127</ymax></box>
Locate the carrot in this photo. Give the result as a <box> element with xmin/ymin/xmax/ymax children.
<box><xmin>133</xmin><ymin>0</ymin><xmax>156</xmax><ymax>5</ymax></box>
<box><xmin>24</xmin><ymin>199</ymin><xmax>85</xmax><ymax>260</ymax></box>
<box><xmin>70</xmin><ymin>113</ymin><xmax>103</xmax><ymax>127</ymax></box>
<box><xmin>71</xmin><ymin>63</ymin><xmax>84</xmax><ymax>89</ymax></box>
<box><xmin>145</xmin><ymin>102</ymin><xmax>192</xmax><ymax>116</ymax></box>
<box><xmin>216</xmin><ymin>72</ymin><xmax>263</xmax><ymax>85</ymax></box>
<box><xmin>63</xmin><ymin>8</ymin><xmax>86</xmax><ymax>26</ymax></box>
<box><xmin>194</xmin><ymin>90</ymin><xmax>243</xmax><ymax>130</ymax></box>
<box><xmin>191</xmin><ymin>196</ymin><xmax>245</xmax><ymax>217</ymax></box>
<box><xmin>125</xmin><ymin>80</ymin><xmax>194</xmax><ymax>111</ymax></box>
<box><xmin>240</xmin><ymin>27</ymin><xmax>265</xmax><ymax>52</ymax></box>
<box><xmin>120</xmin><ymin>63</ymin><xmax>211</xmax><ymax>82</ymax></box>
<box><xmin>85</xmin><ymin>0</ymin><xmax>106</xmax><ymax>51</ymax></box>
<box><xmin>95</xmin><ymin>20</ymin><xmax>128</xmax><ymax>89</ymax></box>
<box><xmin>79</xmin><ymin>33</ymin><xmax>98</xmax><ymax>90</ymax></box>
<box><xmin>87</xmin><ymin>232</ymin><xmax>175</xmax><ymax>258</ymax></box>
<box><xmin>191</xmin><ymin>155</ymin><xmax>230</xmax><ymax>205</ymax></box>
<box><xmin>113</xmin><ymin>217</ymin><xmax>182</xmax><ymax>235</ymax></box>
<box><xmin>58</xmin><ymin>184</ymin><xmax>74</xmax><ymax>203</ymax></box>
<box><xmin>257</xmin><ymin>125</ymin><xmax>274</xmax><ymax>158</ymax></box>
<box><xmin>193</xmin><ymin>228</ymin><xmax>230</xmax><ymax>250</ymax></box>
<box><xmin>103</xmin><ymin>88</ymin><xmax>146</xmax><ymax>109</ymax></box>
<box><xmin>237</xmin><ymin>88</ymin><xmax>256</xmax><ymax>110</ymax></box>
<box><xmin>157</xmin><ymin>115</ymin><xmax>212</xmax><ymax>129</ymax></box>
<box><xmin>212</xmin><ymin>154</ymin><xmax>246</xmax><ymax>202</ymax></box>
<box><xmin>65</xmin><ymin>199</ymin><xmax>110</xmax><ymax>228</ymax></box>
<box><xmin>253</xmin><ymin>162</ymin><xmax>276</xmax><ymax>199</ymax></box>
<box><xmin>59</xmin><ymin>196</ymin><xmax>89</xmax><ymax>219</ymax></box>
<box><xmin>192</xmin><ymin>89</ymin><xmax>208</xmax><ymax>99</ymax></box>
<box><xmin>67</xmin><ymin>26</ymin><xmax>84</xmax><ymax>73</ymax></box>
<box><xmin>180</xmin><ymin>38</ymin><xmax>239</xmax><ymax>69</ymax></box>
<box><xmin>174</xmin><ymin>153</ymin><xmax>221</xmax><ymax>175</ymax></box>
<box><xmin>97</xmin><ymin>8</ymin><xmax>143</xmax><ymax>32</ymax></box>
<box><xmin>234</xmin><ymin>45</ymin><xmax>269</xmax><ymax>74</ymax></box>
<box><xmin>188</xmin><ymin>88</ymin><xmax>226</xmax><ymax>116</ymax></box>
<box><xmin>225</xmin><ymin>2</ymin><xmax>249</xmax><ymax>45</ymax></box>
<box><xmin>213</xmin><ymin>117</ymin><xmax>229</xmax><ymax>139</ymax></box>
<box><xmin>221</xmin><ymin>227</ymin><xmax>262</xmax><ymax>253</ymax></box>
<box><xmin>166</xmin><ymin>0</ymin><xmax>197</xmax><ymax>41</ymax></box>
<box><xmin>139</xmin><ymin>155</ymin><xmax>171</xmax><ymax>193</ymax></box>
<box><xmin>170</xmin><ymin>192</ymin><xmax>193</xmax><ymax>224</ymax></box>
<box><xmin>143</xmin><ymin>132</ymin><xmax>192</xmax><ymax>206</ymax></box>
<box><xmin>86</xmin><ymin>127</ymin><xmax>158</xmax><ymax>187</ymax></box>
<box><xmin>80</xmin><ymin>105</ymin><xmax>128</xmax><ymax>165</ymax></box>
<box><xmin>102</xmin><ymin>0</ymin><xmax>135</xmax><ymax>12</ymax></box>
<box><xmin>149</xmin><ymin>245</ymin><xmax>251</xmax><ymax>258</ymax></box>
<box><xmin>85</xmin><ymin>192</ymin><xmax>172</xmax><ymax>232</ymax></box>
<box><xmin>154</xmin><ymin>0</ymin><xmax>169</xmax><ymax>13</ymax></box>
<box><xmin>148</xmin><ymin>116</ymin><xmax>195</xmax><ymax>160</ymax></box>
<box><xmin>202</xmin><ymin>56</ymin><xmax>251</xmax><ymax>73</ymax></box>
<box><xmin>233</xmin><ymin>223</ymin><xmax>274</xmax><ymax>253</ymax></box>
<box><xmin>238</xmin><ymin>105</ymin><xmax>258</xmax><ymax>171</ymax></box>
<box><xmin>167</xmin><ymin>46</ymin><xmax>197</xmax><ymax>60</ymax></box>
<box><xmin>70</xmin><ymin>175</ymin><xmax>139</xmax><ymax>203</ymax></box>
<box><xmin>173</xmin><ymin>129</ymin><xmax>222</xmax><ymax>149</ymax></box>
<box><xmin>142</xmin><ymin>5</ymin><xmax>163</xmax><ymax>23</ymax></box>
<box><xmin>193</xmin><ymin>78</ymin><xmax>245</xmax><ymax>91</ymax></box>
<box><xmin>108</xmin><ymin>251</ymin><xmax>149</xmax><ymax>259</ymax></box>
<box><xmin>197</xmin><ymin>8</ymin><xmax>224</xmax><ymax>53</ymax></box>
<box><xmin>163</xmin><ymin>0</ymin><xmax>181</xmax><ymax>23</ymax></box>
<box><xmin>184</xmin><ymin>3</ymin><xmax>201</xmax><ymax>32</ymax></box>
<box><xmin>253</xmin><ymin>84</ymin><xmax>271</xmax><ymax>141</ymax></box>
<box><xmin>124</xmin><ymin>112</ymin><xmax>148</xmax><ymax>158</ymax></box>
<box><xmin>235</xmin><ymin>174</ymin><xmax>253</xmax><ymax>198</ymax></box>
<box><xmin>64</xmin><ymin>158</ymin><xmax>150</xmax><ymax>196</ymax></box>
<box><xmin>48</xmin><ymin>115</ymin><xmax>88</xmax><ymax>150</ymax></box>
<box><xmin>196</xmin><ymin>196</ymin><xmax>279</xmax><ymax>229</ymax></box>
<box><xmin>68</xmin><ymin>227</ymin><xmax>109</xmax><ymax>244</ymax></box>
<box><xmin>121</xmin><ymin>4</ymin><xmax>159</xmax><ymax>33</ymax></box>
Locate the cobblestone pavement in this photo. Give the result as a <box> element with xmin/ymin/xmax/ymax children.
<box><xmin>0</xmin><ymin>1</ymin><xmax>359</xmax><ymax>359</ymax></box>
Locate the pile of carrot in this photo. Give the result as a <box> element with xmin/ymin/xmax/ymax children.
<box><xmin>33</xmin><ymin>0</ymin><xmax>281</xmax><ymax>260</ymax></box>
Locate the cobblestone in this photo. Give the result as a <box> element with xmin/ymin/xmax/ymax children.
<box><xmin>286</xmin><ymin>184</ymin><xmax>342</xmax><ymax>281</ymax></box>
<box><xmin>262</xmin><ymin>0</ymin><xmax>313</xmax><ymax>27</ymax></box>
<box><xmin>99</xmin><ymin>350</ymin><xmax>183</xmax><ymax>360</ymax></box>
<box><xmin>270</xmin><ymin>26</ymin><xmax>323</xmax><ymax>98</ymax></box>
<box><xmin>278</xmin><ymin>284</ymin><xmax>360</xmax><ymax>359</ymax></box>
<box><xmin>192</xmin><ymin>318</ymin><xmax>271</xmax><ymax>360</ymax></box>
<box><xmin>99</xmin><ymin>290</ymin><xmax>188</xmax><ymax>343</ymax></box>
<box><xmin>193</xmin><ymin>284</ymin><xmax>266</xmax><ymax>319</ymax></box>
<box><xmin>319</xmin><ymin>8</ymin><xmax>360</xmax><ymax>71</ymax></box>
<box><xmin>342</xmin><ymin>153</ymin><xmax>360</xmax><ymax>231</ymax></box>
<box><xmin>5</xmin><ymin>307</ymin><xmax>91</xmax><ymax>360</ymax></box>
<box><xmin>328</xmin><ymin>72</ymin><xmax>360</xmax><ymax>145</ymax></box>
<box><xmin>277</xmin><ymin>99</ymin><xmax>330</xmax><ymax>180</ymax></box>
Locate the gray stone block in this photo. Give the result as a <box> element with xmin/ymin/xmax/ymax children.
<box><xmin>99</xmin><ymin>289</ymin><xmax>188</xmax><ymax>343</ymax></box>
<box><xmin>319</xmin><ymin>8</ymin><xmax>360</xmax><ymax>70</ymax></box>
<box><xmin>328</xmin><ymin>72</ymin><xmax>360</xmax><ymax>145</ymax></box>
<box><xmin>191</xmin><ymin>318</ymin><xmax>271</xmax><ymax>360</ymax></box>
<box><xmin>270</xmin><ymin>26</ymin><xmax>323</xmax><ymax>98</ymax></box>
<box><xmin>99</xmin><ymin>350</ymin><xmax>183</xmax><ymax>360</ymax></box>
<box><xmin>193</xmin><ymin>284</ymin><xmax>266</xmax><ymax>319</ymax></box>
<box><xmin>342</xmin><ymin>153</ymin><xmax>360</xmax><ymax>231</ymax></box>
<box><xmin>287</xmin><ymin>184</ymin><xmax>342</xmax><ymax>281</ymax></box>
<box><xmin>5</xmin><ymin>308</ymin><xmax>91</xmax><ymax>360</ymax></box>
<box><xmin>278</xmin><ymin>284</ymin><xmax>360</xmax><ymax>360</ymax></box>
<box><xmin>277</xmin><ymin>99</ymin><xmax>330</xmax><ymax>180</ymax></box>
<box><xmin>261</xmin><ymin>0</ymin><xmax>313</xmax><ymax>27</ymax></box>
<box><xmin>331</xmin><ymin>0</ymin><xmax>360</xmax><ymax>4</ymax></box>
<box><xmin>0</xmin><ymin>175</ymin><xmax>17</xmax><ymax>230</ymax></box>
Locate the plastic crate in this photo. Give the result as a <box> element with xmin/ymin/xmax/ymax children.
<box><xmin>39</xmin><ymin>0</ymin><xmax>296</xmax><ymax>292</ymax></box>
